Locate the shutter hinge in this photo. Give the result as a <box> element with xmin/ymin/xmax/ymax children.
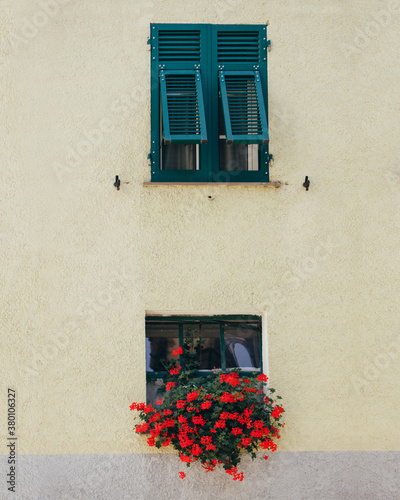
<box><xmin>147</xmin><ymin>38</ymin><xmax>152</xmax><ymax>51</ymax></box>
<box><xmin>268</xmin><ymin>154</ymin><xmax>274</xmax><ymax>165</ymax></box>
<box><xmin>147</xmin><ymin>153</ymin><xmax>152</xmax><ymax>165</ymax></box>
<box><xmin>266</xmin><ymin>40</ymin><xmax>271</xmax><ymax>52</ymax></box>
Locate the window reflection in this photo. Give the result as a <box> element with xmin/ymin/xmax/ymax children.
<box><xmin>224</xmin><ymin>323</ymin><xmax>261</xmax><ymax>369</ymax></box>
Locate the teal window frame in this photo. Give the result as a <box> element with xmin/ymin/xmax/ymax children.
<box><xmin>150</xmin><ymin>24</ymin><xmax>271</xmax><ymax>183</ymax></box>
<box><xmin>146</xmin><ymin>314</ymin><xmax>263</xmax><ymax>380</ymax></box>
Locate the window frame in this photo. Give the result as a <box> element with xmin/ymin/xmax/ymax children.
<box><xmin>145</xmin><ymin>314</ymin><xmax>263</xmax><ymax>380</ymax></box>
<box><xmin>149</xmin><ymin>23</ymin><xmax>271</xmax><ymax>183</ymax></box>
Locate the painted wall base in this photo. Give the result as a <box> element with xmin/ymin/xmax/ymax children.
<box><xmin>1</xmin><ymin>451</ymin><xmax>400</xmax><ymax>500</ymax></box>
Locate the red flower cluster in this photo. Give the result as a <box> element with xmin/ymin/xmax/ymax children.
<box><xmin>192</xmin><ymin>415</ymin><xmax>205</xmax><ymax>426</ymax></box>
<box><xmin>220</xmin><ymin>412</ymin><xmax>239</xmax><ymax>420</ymax></box>
<box><xmin>130</xmin><ymin>367</ymin><xmax>284</xmax><ymax>483</ymax></box>
<box><xmin>233</xmin><ymin>472</ymin><xmax>244</xmax><ymax>482</ymax></box>
<box><xmin>172</xmin><ymin>346</ymin><xmax>183</xmax><ymax>356</ymax></box>
<box><xmin>260</xmin><ymin>438</ymin><xmax>277</xmax><ymax>451</ymax></box>
<box><xmin>214</xmin><ymin>420</ymin><xmax>226</xmax><ymax>429</ymax></box>
<box><xmin>271</xmin><ymin>406</ymin><xmax>284</xmax><ymax>419</ymax></box>
<box><xmin>191</xmin><ymin>444</ymin><xmax>202</xmax><ymax>456</ymax></box>
<box><xmin>219</xmin><ymin>392</ymin><xmax>236</xmax><ymax>403</ymax></box>
<box><xmin>202</xmin><ymin>460</ymin><xmax>219</xmax><ymax>472</ymax></box>
<box><xmin>187</xmin><ymin>391</ymin><xmax>198</xmax><ymax>402</ymax></box>
<box><xmin>220</xmin><ymin>372</ymin><xmax>240</xmax><ymax>387</ymax></box>
<box><xmin>170</xmin><ymin>365</ymin><xmax>181</xmax><ymax>375</ymax></box>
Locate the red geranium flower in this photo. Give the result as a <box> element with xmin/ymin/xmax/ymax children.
<box><xmin>165</xmin><ymin>382</ymin><xmax>175</xmax><ymax>391</ymax></box>
<box><xmin>202</xmin><ymin>462</ymin><xmax>216</xmax><ymax>472</ymax></box>
<box><xmin>233</xmin><ymin>472</ymin><xmax>244</xmax><ymax>481</ymax></box>
<box><xmin>187</xmin><ymin>391</ymin><xmax>198</xmax><ymax>402</ymax></box>
<box><xmin>257</xmin><ymin>373</ymin><xmax>268</xmax><ymax>382</ymax></box>
<box><xmin>191</xmin><ymin>444</ymin><xmax>202</xmax><ymax>456</ymax></box>
<box><xmin>271</xmin><ymin>406</ymin><xmax>284</xmax><ymax>418</ymax></box>
<box><xmin>220</xmin><ymin>392</ymin><xmax>235</xmax><ymax>403</ymax></box>
<box><xmin>179</xmin><ymin>472</ymin><xmax>186</xmax><ymax>479</ymax></box>
<box><xmin>172</xmin><ymin>346</ymin><xmax>183</xmax><ymax>356</ymax></box>
<box><xmin>170</xmin><ymin>365</ymin><xmax>181</xmax><ymax>375</ymax></box>
<box><xmin>226</xmin><ymin>466</ymin><xmax>238</xmax><ymax>476</ymax></box>
<box><xmin>192</xmin><ymin>415</ymin><xmax>206</xmax><ymax>426</ymax></box>
<box><xmin>220</xmin><ymin>372</ymin><xmax>240</xmax><ymax>387</ymax></box>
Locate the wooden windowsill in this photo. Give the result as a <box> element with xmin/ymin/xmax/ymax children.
<box><xmin>143</xmin><ymin>182</ymin><xmax>281</xmax><ymax>188</ymax></box>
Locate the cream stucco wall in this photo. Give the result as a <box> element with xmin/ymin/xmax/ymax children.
<box><xmin>1</xmin><ymin>0</ymin><xmax>400</xmax><ymax>475</ymax></box>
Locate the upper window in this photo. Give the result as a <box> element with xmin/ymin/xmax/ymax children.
<box><xmin>145</xmin><ymin>314</ymin><xmax>263</xmax><ymax>402</ymax></box>
<box><xmin>149</xmin><ymin>24</ymin><xmax>271</xmax><ymax>183</ymax></box>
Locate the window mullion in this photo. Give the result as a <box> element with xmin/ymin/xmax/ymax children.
<box><xmin>220</xmin><ymin>322</ymin><xmax>226</xmax><ymax>370</ymax></box>
<box><xmin>179</xmin><ymin>323</ymin><xmax>184</xmax><ymax>369</ymax></box>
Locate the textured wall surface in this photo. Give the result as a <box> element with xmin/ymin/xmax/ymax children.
<box><xmin>1</xmin><ymin>452</ymin><xmax>400</xmax><ymax>500</ymax></box>
<box><xmin>1</xmin><ymin>0</ymin><xmax>400</xmax><ymax>497</ymax></box>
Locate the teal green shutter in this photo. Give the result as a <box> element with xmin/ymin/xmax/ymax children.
<box><xmin>151</xmin><ymin>24</ymin><xmax>269</xmax><ymax>182</ymax></box>
<box><xmin>160</xmin><ymin>69</ymin><xmax>207</xmax><ymax>145</ymax></box>
<box><xmin>219</xmin><ymin>70</ymin><xmax>269</xmax><ymax>145</ymax></box>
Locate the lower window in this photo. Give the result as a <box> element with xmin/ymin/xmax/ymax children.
<box><xmin>145</xmin><ymin>314</ymin><xmax>262</xmax><ymax>403</ymax></box>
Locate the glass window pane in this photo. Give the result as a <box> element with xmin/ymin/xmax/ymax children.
<box><xmin>146</xmin><ymin>322</ymin><xmax>179</xmax><ymax>372</ymax></box>
<box><xmin>182</xmin><ymin>323</ymin><xmax>221</xmax><ymax>370</ymax></box>
<box><xmin>146</xmin><ymin>378</ymin><xmax>164</xmax><ymax>406</ymax></box>
<box><xmin>162</xmin><ymin>144</ymin><xmax>196</xmax><ymax>170</ymax></box>
<box><xmin>224</xmin><ymin>323</ymin><xmax>261</xmax><ymax>370</ymax></box>
<box><xmin>218</xmin><ymin>93</ymin><xmax>259</xmax><ymax>172</ymax></box>
<box><xmin>219</xmin><ymin>141</ymin><xmax>249</xmax><ymax>171</ymax></box>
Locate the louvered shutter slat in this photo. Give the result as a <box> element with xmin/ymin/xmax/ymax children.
<box><xmin>159</xmin><ymin>30</ymin><xmax>201</xmax><ymax>62</ymax></box>
<box><xmin>219</xmin><ymin>71</ymin><xmax>269</xmax><ymax>145</ymax></box>
<box><xmin>160</xmin><ymin>70</ymin><xmax>207</xmax><ymax>145</ymax></box>
<box><xmin>217</xmin><ymin>31</ymin><xmax>260</xmax><ymax>64</ymax></box>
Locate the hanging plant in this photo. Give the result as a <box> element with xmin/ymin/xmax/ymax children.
<box><xmin>130</xmin><ymin>334</ymin><xmax>285</xmax><ymax>481</ymax></box>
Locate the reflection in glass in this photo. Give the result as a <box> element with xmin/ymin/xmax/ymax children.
<box><xmin>183</xmin><ymin>323</ymin><xmax>221</xmax><ymax>370</ymax></box>
<box><xmin>162</xmin><ymin>144</ymin><xmax>196</xmax><ymax>170</ymax></box>
<box><xmin>218</xmin><ymin>94</ymin><xmax>259</xmax><ymax>171</ymax></box>
<box><xmin>219</xmin><ymin>141</ymin><xmax>250</xmax><ymax>171</ymax></box>
<box><xmin>224</xmin><ymin>323</ymin><xmax>261</xmax><ymax>370</ymax></box>
<box><xmin>146</xmin><ymin>322</ymin><xmax>179</xmax><ymax>372</ymax></box>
